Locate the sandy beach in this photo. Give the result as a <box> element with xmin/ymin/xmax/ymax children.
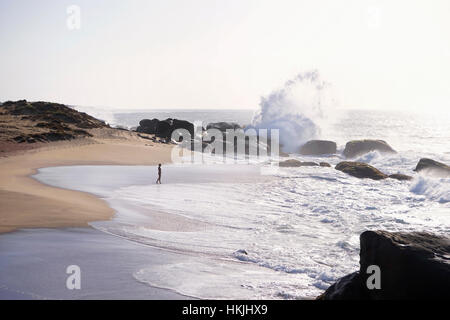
<box><xmin>0</xmin><ymin>129</ymin><xmax>173</xmax><ymax>234</ymax></box>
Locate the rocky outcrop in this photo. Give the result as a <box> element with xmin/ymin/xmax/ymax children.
<box><xmin>1</xmin><ymin>100</ymin><xmax>107</xmax><ymax>144</ymax></box>
<box><xmin>336</xmin><ymin>161</ymin><xmax>412</xmax><ymax>181</ymax></box>
<box><xmin>171</xmin><ymin>119</ymin><xmax>195</xmax><ymax>138</ymax></box>
<box><xmin>317</xmin><ymin>272</ymin><xmax>367</xmax><ymax>300</ymax></box>
<box><xmin>414</xmin><ymin>158</ymin><xmax>450</xmax><ymax>177</ymax></box>
<box><xmin>136</xmin><ymin>119</ymin><xmax>159</xmax><ymax>134</ymax></box>
<box><xmin>279</xmin><ymin>159</ymin><xmax>319</xmax><ymax>167</ymax></box>
<box><xmin>2</xmin><ymin>100</ymin><xmax>107</xmax><ymax>129</ymax></box>
<box><xmin>299</xmin><ymin>140</ymin><xmax>337</xmax><ymax>155</ymax></box>
<box><xmin>319</xmin><ymin>162</ymin><xmax>332</xmax><ymax>167</ymax></box>
<box><xmin>206</xmin><ymin>122</ymin><xmax>241</xmax><ymax>132</ymax></box>
<box><xmin>335</xmin><ymin>161</ymin><xmax>388</xmax><ymax>180</ymax></box>
<box><xmin>343</xmin><ymin>139</ymin><xmax>396</xmax><ymax>158</ymax></box>
<box><xmin>136</xmin><ymin>118</ymin><xmax>195</xmax><ymax>140</ymax></box>
<box><xmin>319</xmin><ymin>231</ymin><xmax>450</xmax><ymax>300</ymax></box>
<box><xmin>388</xmin><ymin>173</ymin><xmax>413</xmax><ymax>181</ymax></box>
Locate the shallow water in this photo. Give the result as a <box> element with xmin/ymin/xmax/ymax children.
<box><xmin>30</xmin><ymin>107</ymin><xmax>450</xmax><ymax>299</ymax></box>
<box><xmin>34</xmin><ymin>159</ymin><xmax>450</xmax><ymax>299</ymax></box>
<box><xmin>0</xmin><ymin>228</ymin><xmax>190</xmax><ymax>300</ymax></box>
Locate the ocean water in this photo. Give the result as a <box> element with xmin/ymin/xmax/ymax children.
<box><xmin>37</xmin><ymin>107</ymin><xmax>450</xmax><ymax>299</ymax></box>
<box><xmin>73</xmin><ymin>106</ymin><xmax>255</xmax><ymax>129</ymax></box>
<box><xmin>75</xmin><ymin>105</ymin><xmax>450</xmax><ymax>155</ymax></box>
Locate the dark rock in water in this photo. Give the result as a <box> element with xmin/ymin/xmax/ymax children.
<box><xmin>172</xmin><ymin>119</ymin><xmax>195</xmax><ymax>137</ymax></box>
<box><xmin>137</xmin><ymin>118</ymin><xmax>159</xmax><ymax>134</ymax></box>
<box><xmin>206</xmin><ymin>122</ymin><xmax>241</xmax><ymax>132</ymax></box>
<box><xmin>137</xmin><ymin>118</ymin><xmax>195</xmax><ymax>140</ymax></box>
<box><xmin>414</xmin><ymin>158</ymin><xmax>450</xmax><ymax>177</ymax></box>
<box><xmin>279</xmin><ymin>151</ymin><xmax>290</xmax><ymax>157</ymax></box>
<box><xmin>299</xmin><ymin>140</ymin><xmax>337</xmax><ymax>155</ymax></box>
<box><xmin>388</xmin><ymin>173</ymin><xmax>413</xmax><ymax>181</ymax></box>
<box><xmin>155</xmin><ymin>119</ymin><xmax>172</xmax><ymax>136</ymax></box>
<box><xmin>335</xmin><ymin>161</ymin><xmax>388</xmax><ymax>180</ymax></box>
<box><xmin>318</xmin><ymin>231</ymin><xmax>450</xmax><ymax>300</ymax></box>
<box><xmin>343</xmin><ymin>139</ymin><xmax>396</xmax><ymax>158</ymax></box>
<box><xmin>139</xmin><ymin>119</ymin><xmax>157</xmax><ymax>128</ymax></box>
<box><xmin>317</xmin><ymin>272</ymin><xmax>367</xmax><ymax>300</ymax></box>
<box><xmin>279</xmin><ymin>159</ymin><xmax>319</xmax><ymax>167</ymax></box>
<box><xmin>279</xmin><ymin>159</ymin><xmax>302</xmax><ymax>167</ymax></box>
<box><xmin>360</xmin><ymin>231</ymin><xmax>450</xmax><ymax>300</ymax></box>
<box><xmin>320</xmin><ymin>162</ymin><xmax>331</xmax><ymax>167</ymax></box>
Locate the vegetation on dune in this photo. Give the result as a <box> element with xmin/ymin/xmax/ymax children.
<box><xmin>0</xmin><ymin>100</ymin><xmax>108</xmax><ymax>144</ymax></box>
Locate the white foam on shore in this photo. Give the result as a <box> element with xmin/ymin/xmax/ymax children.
<box><xmin>33</xmin><ymin>159</ymin><xmax>449</xmax><ymax>299</ymax></box>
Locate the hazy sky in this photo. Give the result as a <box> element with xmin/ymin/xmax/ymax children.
<box><xmin>1</xmin><ymin>0</ymin><xmax>449</xmax><ymax>111</ymax></box>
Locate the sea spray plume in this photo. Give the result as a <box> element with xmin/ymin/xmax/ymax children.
<box><xmin>252</xmin><ymin>70</ymin><xmax>333</xmax><ymax>153</ymax></box>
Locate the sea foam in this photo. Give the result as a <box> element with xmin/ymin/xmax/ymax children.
<box><xmin>410</xmin><ymin>176</ymin><xmax>450</xmax><ymax>204</ymax></box>
<box><xmin>252</xmin><ymin>70</ymin><xmax>335</xmax><ymax>153</ymax></box>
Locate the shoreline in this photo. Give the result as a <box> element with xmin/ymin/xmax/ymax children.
<box><xmin>0</xmin><ymin>131</ymin><xmax>174</xmax><ymax>234</ymax></box>
<box><xmin>0</xmin><ymin>227</ymin><xmax>193</xmax><ymax>300</ymax></box>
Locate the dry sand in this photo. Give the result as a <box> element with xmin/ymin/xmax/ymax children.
<box><xmin>0</xmin><ymin>129</ymin><xmax>173</xmax><ymax>234</ymax></box>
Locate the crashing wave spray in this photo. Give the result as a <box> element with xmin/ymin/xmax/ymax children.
<box><xmin>252</xmin><ymin>70</ymin><xmax>333</xmax><ymax>153</ymax></box>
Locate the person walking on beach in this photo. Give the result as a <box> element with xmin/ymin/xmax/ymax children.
<box><xmin>156</xmin><ymin>164</ymin><xmax>162</xmax><ymax>184</ymax></box>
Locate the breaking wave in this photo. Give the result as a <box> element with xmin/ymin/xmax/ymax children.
<box><xmin>410</xmin><ymin>176</ymin><xmax>450</xmax><ymax>203</ymax></box>
<box><xmin>252</xmin><ymin>70</ymin><xmax>335</xmax><ymax>153</ymax></box>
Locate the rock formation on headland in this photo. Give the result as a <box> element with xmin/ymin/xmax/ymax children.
<box><xmin>414</xmin><ymin>158</ymin><xmax>450</xmax><ymax>177</ymax></box>
<box><xmin>318</xmin><ymin>230</ymin><xmax>450</xmax><ymax>300</ymax></box>
<box><xmin>299</xmin><ymin>140</ymin><xmax>337</xmax><ymax>155</ymax></box>
<box><xmin>0</xmin><ymin>100</ymin><xmax>108</xmax><ymax>145</ymax></box>
<box><xmin>343</xmin><ymin>139</ymin><xmax>396</xmax><ymax>158</ymax></box>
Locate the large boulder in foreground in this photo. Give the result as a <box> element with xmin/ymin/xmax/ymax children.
<box><xmin>414</xmin><ymin>158</ymin><xmax>450</xmax><ymax>177</ymax></box>
<box><xmin>279</xmin><ymin>159</ymin><xmax>319</xmax><ymax>167</ymax></box>
<box><xmin>335</xmin><ymin>161</ymin><xmax>388</xmax><ymax>180</ymax></box>
<box><xmin>319</xmin><ymin>231</ymin><xmax>450</xmax><ymax>300</ymax></box>
<box><xmin>317</xmin><ymin>272</ymin><xmax>367</xmax><ymax>300</ymax></box>
<box><xmin>299</xmin><ymin>140</ymin><xmax>337</xmax><ymax>155</ymax></box>
<box><xmin>343</xmin><ymin>139</ymin><xmax>396</xmax><ymax>158</ymax></box>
